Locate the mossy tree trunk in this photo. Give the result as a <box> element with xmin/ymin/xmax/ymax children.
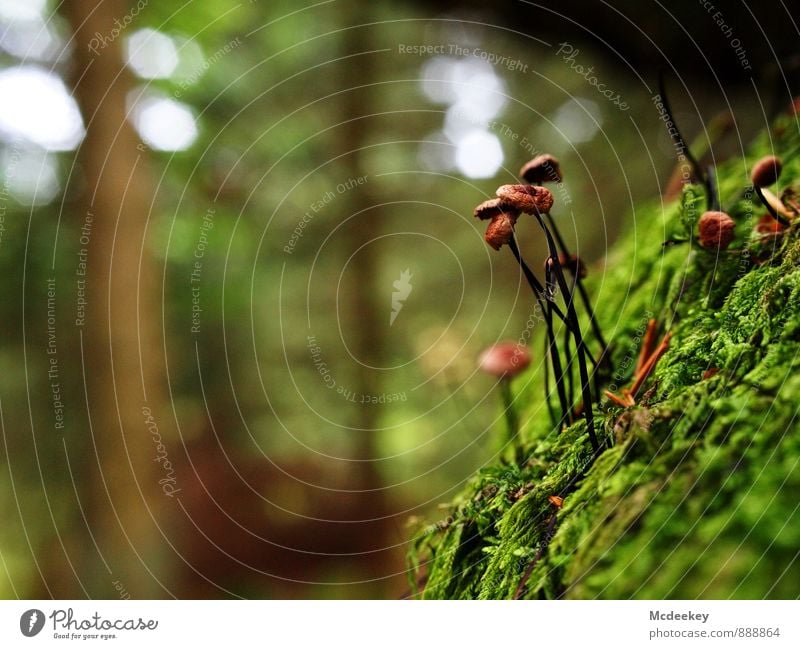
<box><xmin>409</xmin><ymin>112</ymin><xmax>800</xmax><ymax>600</ymax></box>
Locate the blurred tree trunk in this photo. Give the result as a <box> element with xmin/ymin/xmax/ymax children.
<box><xmin>54</xmin><ymin>0</ymin><xmax>171</xmax><ymax>597</ymax></box>
<box><xmin>337</xmin><ymin>22</ymin><xmax>398</xmax><ymax>591</ymax></box>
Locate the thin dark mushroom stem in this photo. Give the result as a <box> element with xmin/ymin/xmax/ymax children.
<box><xmin>508</xmin><ymin>236</ymin><xmax>573</xmax><ymax>428</ymax></box>
<box><xmin>556</xmin><ymin>257</ymin><xmax>577</xmax><ymax>407</ymax></box>
<box><xmin>507</xmin><ymin>237</ymin><xmax>568</xmax><ymax>322</ymax></box>
<box><xmin>755</xmin><ymin>184</ymin><xmax>792</xmax><ymax>227</ymax></box>
<box><xmin>544</xmin><ymin>212</ymin><xmax>608</xmax><ymax>354</ymax></box>
<box><xmin>544</xmin><ymin>256</ymin><xmax>557</xmax><ymax>302</ymax></box>
<box><xmin>658</xmin><ymin>70</ymin><xmax>712</xmax><ymax>209</ymax></box>
<box><xmin>707</xmin><ymin>166</ymin><xmax>721</xmax><ymax>212</ymax></box>
<box><xmin>560</xmin><ymin>263</ymin><xmax>603</xmax><ymax>400</ymax></box>
<box><xmin>563</xmin><ymin>322</ymin><xmax>574</xmax><ymax>409</ymax></box>
<box><xmin>532</xmin><ymin>213</ymin><xmax>601</xmax><ymax>452</ymax></box>
<box><xmin>542</xmin><ymin>337</ymin><xmax>559</xmax><ymax>428</ymax></box>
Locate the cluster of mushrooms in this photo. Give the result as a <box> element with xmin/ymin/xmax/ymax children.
<box><xmin>474</xmin><ymin>154</ymin><xmax>604</xmax><ymax>458</ymax></box>
<box><xmin>473</xmin><ymin>134</ymin><xmax>793</xmax><ymax>465</ymax></box>
<box><xmin>698</xmin><ymin>154</ymin><xmax>789</xmax><ymax>252</ymax></box>
<box><xmin>474</xmin><ymin>155</ymin><xmax>558</xmax><ymax>251</ymax></box>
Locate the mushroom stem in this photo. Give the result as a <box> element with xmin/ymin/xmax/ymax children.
<box><xmin>544</xmin><ymin>212</ymin><xmax>608</xmax><ymax>354</ymax></box>
<box><xmin>498</xmin><ymin>379</ymin><xmax>523</xmax><ymax>464</ymax></box>
<box><xmin>755</xmin><ymin>185</ymin><xmax>792</xmax><ymax>227</ymax></box>
<box><xmin>508</xmin><ymin>236</ymin><xmax>573</xmax><ymax>428</ymax></box>
<box><xmin>563</xmin><ymin>320</ymin><xmax>575</xmax><ymax>409</ymax></box>
<box><xmin>658</xmin><ymin>70</ymin><xmax>712</xmax><ymax>209</ymax></box>
<box><xmin>531</xmin><ymin>213</ymin><xmax>602</xmax><ymax>452</ymax></box>
<box><xmin>507</xmin><ymin>237</ymin><xmax>566</xmax><ymax>320</ymax></box>
<box><xmin>706</xmin><ymin>166</ymin><xmax>721</xmax><ymax>211</ymax></box>
<box><xmin>542</xmin><ymin>337</ymin><xmax>559</xmax><ymax>427</ymax></box>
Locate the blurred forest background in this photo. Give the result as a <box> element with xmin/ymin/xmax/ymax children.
<box><xmin>0</xmin><ymin>0</ymin><xmax>798</xmax><ymax>598</ymax></box>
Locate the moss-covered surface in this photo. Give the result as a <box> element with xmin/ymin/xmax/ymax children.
<box><xmin>408</xmin><ymin>115</ymin><xmax>800</xmax><ymax>599</ymax></box>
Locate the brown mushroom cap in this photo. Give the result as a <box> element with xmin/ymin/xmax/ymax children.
<box><xmin>478</xmin><ymin>342</ymin><xmax>531</xmax><ymax>378</ymax></box>
<box><xmin>755</xmin><ymin>213</ymin><xmax>785</xmax><ymax>234</ymax></box>
<box><xmin>557</xmin><ymin>253</ymin><xmax>587</xmax><ymax>279</ymax></box>
<box><xmin>474</xmin><ymin>197</ymin><xmax>507</xmax><ymax>220</ymax></box>
<box><xmin>496</xmin><ymin>184</ymin><xmax>554</xmax><ymax>214</ymax></box>
<box><xmin>698</xmin><ymin>211</ymin><xmax>735</xmax><ymax>250</ymax></box>
<box><xmin>484</xmin><ymin>212</ymin><xmax>518</xmax><ymax>250</ymax></box>
<box><xmin>751</xmin><ymin>156</ymin><xmax>782</xmax><ymax>188</ymax></box>
<box><xmin>519</xmin><ymin>154</ymin><xmax>562</xmax><ymax>184</ymax></box>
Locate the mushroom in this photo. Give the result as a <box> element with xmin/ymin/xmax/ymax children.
<box><xmin>496</xmin><ymin>184</ymin><xmax>554</xmax><ymax>214</ymax></box>
<box><xmin>473</xmin><ymin>197</ymin><xmax>506</xmax><ymax>220</ymax></box>
<box><xmin>751</xmin><ymin>155</ymin><xmax>782</xmax><ymax>188</ymax></box>
<box><xmin>484</xmin><ymin>212</ymin><xmax>518</xmax><ymax>251</ymax></box>
<box><xmin>698</xmin><ymin>211</ymin><xmax>735</xmax><ymax>250</ymax></box>
<box><xmin>519</xmin><ymin>154</ymin><xmax>562</xmax><ymax>184</ymax></box>
<box><xmin>557</xmin><ymin>253</ymin><xmax>587</xmax><ymax>280</ymax></box>
<box><xmin>479</xmin><ymin>342</ymin><xmax>531</xmax><ymax>378</ymax></box>
<box><xmin>479</xmin><ymin>342</ymin><xmax>531</xmax><ymax>463</ymax></box>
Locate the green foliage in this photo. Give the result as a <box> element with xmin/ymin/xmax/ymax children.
<box><xmin>409</xmin><ymin>113</ymin><xmax>800</xmax><ymax>599</ymax></box>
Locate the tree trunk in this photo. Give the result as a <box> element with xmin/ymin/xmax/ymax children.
<box><xmin>57</xmin><ymin>0</ymin><xmax>173</xmax><ymax>598</ymax></box>
<box><xmin>335</xmin><ymin>21</ymin><xmax>398</xmax><ymax>591</ymax></box>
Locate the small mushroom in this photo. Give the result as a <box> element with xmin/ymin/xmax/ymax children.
<box><xmin>557</xmin><ymin>253</ymin><xmax>587</xmax><ymax>280</ymax></box>
<box><xmin>751</xmin><ymin>155</ymin><xmax>782</xmax><ymax>188</ymax></box>
<box><xmin>755</xmin><ymin>213</ymin><xmax>785</xmax><ymax>235</ymax></box>
<box><xmin>757</xmin><ymin>186</ymin><xmax>793</xmax><ymax>224</ymax></box>
<box><xmin>474</xmin><ymin>197</ymin><xmax>506</xmax><ymax>220</ymax></box>
<box><xmin>496</xmin><ymin>184</ymin><xmax>554</xmax><ymax>215</ymax></box>
<box><xmin>478</xmin><ymin>342</ymin><xmax>531</xmax><ymax>378</ymax></box>
<box><xmin>698</xmin><ymin>210</ymin><xmax>735</xmax><ymax>250</ymax></box>
<box><xmin>479</xmin><ymin>342</ymin><xmax>531</xmax><ymax>464</ymax></box>
<box><xmin>484</xmin><ymin>211</ymin><xmax>519</xmax><ymax>251</ymax></box>
<box><xmin>519</xmin><ymin>154</ymin><xmax>562</xmax><ymax>184</ymax></box>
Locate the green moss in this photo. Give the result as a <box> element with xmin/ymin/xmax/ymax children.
<box><xmin>408</xmin><ymin>114</ymin><xmax>800</xmax><ymax>599</ymax></box>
